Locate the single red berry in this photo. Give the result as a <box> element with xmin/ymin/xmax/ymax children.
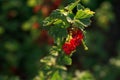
<box><xmin>33</xmin><ymin>5</ymin><xmax>42</xmax><ymax>13</ymax></box>
<box><xmin>36</xmin><ymin>30</ymin><xmax>55</xmax><ymax>46</ymax></box>
<box><xmin>41</xmin><ymin>5</ymin><xmax>52</xmax><ymax>17</ymax></box>
<box><xmin>62</xmin><ymin>43</ymin><xmax>71</xmax><ymax>55</ymax></box>
<box><xmin>70</xmin><ymin>38</ymin><xmax>77</xmax><ymax>48</ymax></box>
<box><xmin>41</xmin><ymin>30</ymin><xmax>49</xmax><ymax>38</ymax></box>
<box><xmin>33</xmin><ymin>22</ymin><xmax>40</xmax><ymax>29</ymax></box>
<box><xmin>70</xmin><ymin>38</ymin><xmax>76</xmax><ymax>47</ymax></box>
<box><xmin>37</xmin><ymin>30</ymin><xmax>49</xmax><ymax>45</ymax></box>
<box><xmin>48</xmin><ymin>37</ymin><xmax>54</xmax><ymax>45</ymax></box>
<box><xmin>72</xmin><ymin>29</ymin><xmax>84</xmax><ymax>39</ymax></box>
<box><xmin>53</xmin><ymin>0</ymin><xmax>62</xmax><ymax>9</ymax></box>
<box><xmin>62</xmin><ymin>42</ymin><xmax>76</xmax><ymax>55</ymax></box>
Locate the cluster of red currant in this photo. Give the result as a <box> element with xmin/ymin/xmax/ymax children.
<box><xmin>62</xmin><ymin>27</ymin><xmax>84</xmax><ymax>55</ymax></box>
<box><xmin>32</xmin><ymin>22</ymin><xmax>40</xmax><ymax>29</ymax></box>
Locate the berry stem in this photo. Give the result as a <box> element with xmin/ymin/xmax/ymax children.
<box><xmin>81</xmin><ymin>39</ymin><xmax>88</xmax><ymax>50</ymax></box>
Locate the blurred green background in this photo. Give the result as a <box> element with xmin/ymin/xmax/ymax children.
<box><xmin>0</xmin><ymin>0</ymin><xmax>120</xmax><ymax>80</ymax></box>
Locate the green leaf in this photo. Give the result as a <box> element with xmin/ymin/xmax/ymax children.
<box><xmin>75</xmin><ymin>8</ymin><xmax>95</xmax><ymax>19</ymax></box>
<box><xmin>53</xmin><ymin>19</ymin><xmax>63</xmax><ymax>25</ymax></box>
<box><xmin>80</xmin><ymin>18</ymin><xmax>91</xmax><ymax>26</ymax></box>
<box><xmin>74</xmin><ymin>19</ymin><xmax>87</xmax><ymax>28</ymax></box>
<box><xmin>74</xmin><ymin>18</ymin><xmax>91</xmax><ymax>28</ymax></box>
<box><xmin>49</xmin><ymin>24</ymin><xmax>67</xmax><ymax>40</ymax></box>
<box><xmin>43</xmin><ymin>17</ymin><xmax>55</xmax><ymax>26</ymax></box>
<box><xmin>43</xmin><ymin>9</ymin><xmax>69</xmax><ymax>27</ymax></box>
<box><xmin>0</xmin><ymin>27</ymin><xmax>5</xmax><ymax>34</ymax></box>
<box><xmin>74</xmin><ymin>8</ymin><xmax>94</xmax><ymax>28</ymax></box>
<box><xmin>62</xmin><ymin>55</ymin><xmax>72</xmax><ymax>65</ymax></box>
<box><xmin>51</xmin><ymin>71</ymin><xmax>62</xmax><ymax>80</ymax></box>
<box><xmin>77</xmin><ymin>3</ymin><xmax>85</xmax><ymax>10</ymax></box>
<box><xmin>66</xmin><ymin>12</ymin><xmax>75</xmax><ymax>23</ymax></box>
<box><xmin>65</xmin><ymin>0</ymin><xmax>80</xmax><ymax>11</ymax></box>
<box><xmin>50</xmin><ymin>10</ymin><xmax>67</xmax><ymax>21</ymax></box>
<box><xmin>40</xmin><ymin>56</ymin><xmax>56</xmax><ymax>66</ymax></box>
<box><xmin>79</xmin><ymin>71</ymin><xmax>95</xmax><ymax>80</ymax></box>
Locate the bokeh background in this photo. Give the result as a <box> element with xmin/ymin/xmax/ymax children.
<box><xmin>0</xmin><ymin>0</ymin><xmax>120</xmax><ymax>80</ymax></box>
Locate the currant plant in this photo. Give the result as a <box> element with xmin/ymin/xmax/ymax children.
<box><xmin>34</xmin><ymin>0</ymin><xmax>95</xmax><ymax>79</ymax></box>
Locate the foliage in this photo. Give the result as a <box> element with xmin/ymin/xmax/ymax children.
<box><xmin>35</xmin><ymin>0</ymin><xmax>94</xmax><ymax>79</ymax></box>
<box><xmin>0</xmin><ymin>0</ymin><xmax>119</xmax><ymax>80</ymax></box>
